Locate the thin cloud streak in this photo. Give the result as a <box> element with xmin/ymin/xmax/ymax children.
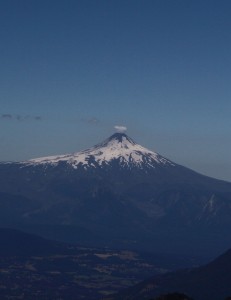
<box><xmin>1</xmin><ymin>114</ymin><xmax>42</xmax><ymax>121</ymax></box>
<box><xmin>81</xmin><ymin>117</ymin><xmax>100</xmax><ymax>125</ymax></box>
<box><xmin>1</xmin><ymin>114</ymin><xmax>13</xmax><ymax>119</ymax></box>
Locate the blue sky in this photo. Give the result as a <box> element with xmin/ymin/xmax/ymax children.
<box><xmin>0</xmin><ymin>0</ymin><xmax>231</xmax><ymax>182</ymax></box>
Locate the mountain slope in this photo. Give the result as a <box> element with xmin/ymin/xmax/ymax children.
<box><xmin>0</xmin><ymin>132</ymin><xmax>231</xmax><ymax>256</ymax></box>
<box><xmin>23</xmin><ymin>133</ymin><xmax>175</xmax><ymax>169</ymax></box>
<box><xmin>106</xmin><ymin>248</ymin><xmax>231</xmax><ymax>300</ymax></box>
<box><xmin>0</xmin><ymin>228</ymin><xmax>65</xmax><ymax>256</ymax></box>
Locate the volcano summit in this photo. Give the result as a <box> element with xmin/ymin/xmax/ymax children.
<box><xmin>24</xmin><ymin>133</ymin><xmax>175</xmax><ymax>169</ymax></box>
<box><xmin>0</xmin><ymin>132</ymin><xmax>231</xmax><ymax>256</ymax></box>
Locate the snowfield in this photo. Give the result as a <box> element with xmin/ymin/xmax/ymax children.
<box><xmin>23</xmin><ymin>133</ymin><xmax>175</xmax><ymax>169</ymax></box>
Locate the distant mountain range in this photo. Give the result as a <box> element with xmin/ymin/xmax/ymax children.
<box><xmin>0</xmin><ymin>132</ymin><xmax>231</xmax><ymax>256</ymax></box>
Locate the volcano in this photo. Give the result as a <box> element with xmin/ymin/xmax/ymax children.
<box><xmin>0</xmin><ymin>132</ymin><xmax>231</xmax><ymax>256</ymax></box>
<box><xmin>24</xmin><ymin>132</ymin><xmax>175</xmax><ymax>169</ymax></box>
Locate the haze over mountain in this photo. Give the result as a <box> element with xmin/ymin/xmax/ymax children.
<box><xmin>0</xmin><ymin>132</ymin><xmax>231</xmax><ymax>256</ymax></box>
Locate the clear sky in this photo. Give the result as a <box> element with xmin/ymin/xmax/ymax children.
<box><xmin>0</xmin><ymin>0</ymin><xmax>231</xmax><ymax>182</ymax></box>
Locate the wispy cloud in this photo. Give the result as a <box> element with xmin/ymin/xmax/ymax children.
<box><xmin>1</xmin><ymin>114</ymin><xmax>42</xmax><ymax>121</ymax></box>
<box><xmin>81</xmin><ymin>117</ymin><xmax>100</xmax><ymax>125</ymax></box>
<box><xmin>1</xmin><ymin>114</ymin><xmax>13</xmax><ymax>119</ymax></box>
<box><xmin>34</xmin><ymin>116</ymin><xmax>42</xmax><ymax>121</ymax></box>
<box><xmin>114</xmin><ymin>125</ymin><xmax>127</xmax><ymax>133</ymax></box>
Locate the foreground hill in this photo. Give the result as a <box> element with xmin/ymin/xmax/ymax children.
<box><xmin>0</xmin><ymin>133</ymin><xmax>231</xmax><ymax>256</ymax></box>
<box><xmin>106</xmin><ymin>247</ymin><xmax>231</xmax><ymax>300</ymax></box>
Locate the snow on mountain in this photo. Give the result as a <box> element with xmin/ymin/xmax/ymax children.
<box><xmin>23</xmin><ymin>133</ymin><xmax>175</xmax><ymax>169</ymax></box>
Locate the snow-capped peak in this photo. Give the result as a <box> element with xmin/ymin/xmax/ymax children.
<box><xmin>24</xmin><ymin>133</ymin><xmax>175</xmax><ymax>169</ymax></box>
